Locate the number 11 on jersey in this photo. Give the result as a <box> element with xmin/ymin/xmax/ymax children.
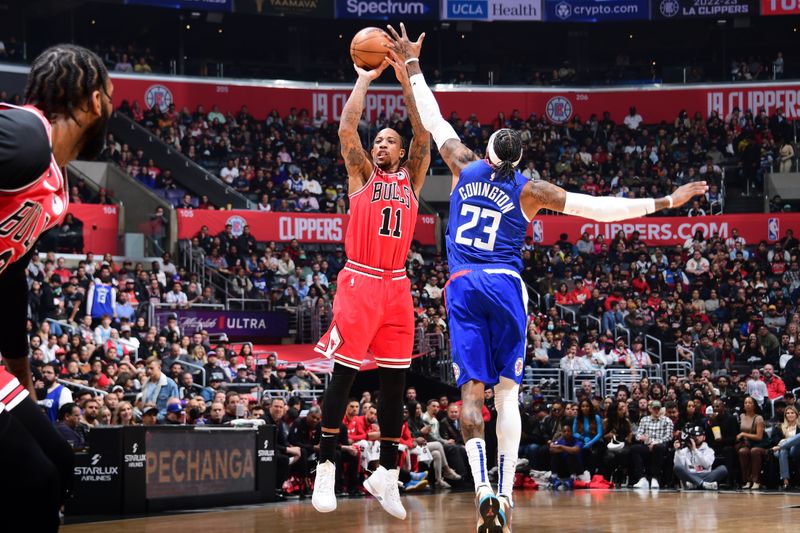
<box><xmin>379</xmin><ymin>206</ymin><xmax>402</xmax><ymax>238</ymax></box>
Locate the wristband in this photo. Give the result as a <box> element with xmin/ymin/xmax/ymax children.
<box><xmin>404</xmin><ymin>57</ymin><xmax>419</xmax><ymax>65</ymax></box>
<box><xmin>666</xmin><ymin>195</ymin><xmax>673</xmax><ymax>208</ymax></box>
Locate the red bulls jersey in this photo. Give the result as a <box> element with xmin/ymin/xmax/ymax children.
<box><xmin>0</xmin><ymin>104</ymin><xmax>68</xmax><ymax>275</ymax></box>
<box><xmin>345</xmin><ymin>166</ymin><xmax>418</xmax><ymax>271</ymax></box>
<box><xmin>0</xmin><ymin>367</ymin><xmax>28</xmax><ymax>415</ymax></box>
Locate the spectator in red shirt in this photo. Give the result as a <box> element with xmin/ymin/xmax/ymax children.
<box><xmin>555</xmin><ymin>283</ymin><xmax>574</xmax><ymax>306</ymax></box>
<box><xmin>762</xmin><ymin>364</ymin><xmax>786</xmax><ymax>401</ymax></box>
<box><xmin>570</xmin><ymin>279</ymin><xmax>592</xmax><ymax>305</ymax></box>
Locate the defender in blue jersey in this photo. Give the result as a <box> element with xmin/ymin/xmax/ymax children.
<box><xmin>388</xmin><ymin>23</ymin><xmax>707</xmax><ymax>532</ymax></box>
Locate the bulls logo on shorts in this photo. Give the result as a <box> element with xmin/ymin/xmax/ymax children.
<box><xmin>452</xmin><ymin>363</ymin><xmax>460</xmax><ymax>381</ymax></box>
<box><xmin>514</xmin><ymin>357</ymin><xmax>524</xmax><ymax>377</ymax></box>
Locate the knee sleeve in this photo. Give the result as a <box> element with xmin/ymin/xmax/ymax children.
<box><xmin>494</xmin><ymin>378</ymin><xmax>521</xmax><ymax>499</ymax></box>
<box><xmin>377</xmin><ymin>367</ymin><xmax>406</xmax><ymax>439</ymax></box>
<box><xmin>320</xmin><ymin>363</ymin><xmax>358</xmax><ymax>430</ymax></box>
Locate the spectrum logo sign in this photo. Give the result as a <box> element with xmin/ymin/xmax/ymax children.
<box><xmin>334</xmin><ymin>0</ymin><xmax>439</xmax><ymax>19</ymax></box>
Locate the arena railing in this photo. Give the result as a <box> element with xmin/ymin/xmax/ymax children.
<box><xmin>57</xmin><ymin>378</ymin><xmax>108</xmax><ymax>397</ymax></box>
<box><xmin>174</xmin><ymin>359</ymin><xmax>207</xmax><ymax>388</ymax></box>
<box><xmin>523</xmin><ymin>368</ymin><xmax>564</xmax><ymax>402</ymax></box>
<box><xmin>615</xmin><ymin>325</ymin><xmax>631</xmax><ymax>345</ymax></box>
<box><xmin>556</xmin><ymin>304</ymin><xmax>577</xmax><ymax>327</ymax></box>
<box><xmin>645</xmin><ymin>335</ymin><xmax>663</xmax><ymax>363</ymax></box>
<box><xmin>603</xmin><ymin>368</ymin><xmax>646</xmax><ymax>398</ymax></box>
<box><xmin>146</xmin><ymin>302</ymin><xmax>226</xmax><ymax>331</ymax></box>
<box><xmin>567</xmin><ymin>371</ymin><xmax>603</xmax><ymax>402</ymax></box>
<box><xmin>662</xmin><ymin>361</ymin><xmax>692</xmax><ymax>379</ymax></box>
<box><xmin>582</xmin><ymin>314</ymin><xmax>602</xmax><ymax>333</ymax></box>
<box><xmin>46</xmin><ymin>318</ymin><xmax>77</xmax><ymax>337</ymax></box>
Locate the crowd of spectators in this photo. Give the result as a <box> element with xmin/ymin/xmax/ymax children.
<box><xmin>731</xmin><ymin>53</ymin><xmax>786</xmax><ymax>82</ymax></box>
<box><xmin>19</xmin><ymin>209</ymin><xmax>800</xmax><ymax>496</ymax></box>
<box><xmin>112</xmin><ymin>98</ymin><xmax>796</xmax><ymax>215</ymax></box>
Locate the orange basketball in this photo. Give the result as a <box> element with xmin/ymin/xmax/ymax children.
<box><xmin>350</xmin><ymin>27</ymin><xmax>389</xmax><ymax>71</ymax></box>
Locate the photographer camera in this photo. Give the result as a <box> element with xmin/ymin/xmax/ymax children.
<box><xmin>673</xmin><ymin>424</ymin><xmax>728</xmax><ymax>490</ymax></box>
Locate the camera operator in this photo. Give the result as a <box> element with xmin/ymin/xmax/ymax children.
<box><xmin>672</xmin><ymin>425</ymin><xmax>728</xmax><ymax>490</ymax></box>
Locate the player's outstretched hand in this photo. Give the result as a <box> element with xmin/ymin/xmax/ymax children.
<box><xmin>385</xmin><ymin>22</ymin><xmax>425</xmax><ymax>63</ymax></box>
<box><xmin>386</xmin><ymin>50</ymin><xmax>409</xmax><ymax>85</ymax></box>
<box><xmin>669</xmin><ymin>181</ymin><xmax>709</xmax><ymax>208</ymax></box>
<box><xmin>354</xmin><ymin>60</ymin><xmax>389</xmax><ymax>81</ymax></box>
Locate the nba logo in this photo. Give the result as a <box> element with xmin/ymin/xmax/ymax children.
<box><xmin>768</xmin><ymin>218</ymin><xmax>779</xmax><ymax>241</ymax></box>
<box><xmin>532</xmin><ymin>220</ymin><xmax>544</xmax><ymax>243</ymax></box>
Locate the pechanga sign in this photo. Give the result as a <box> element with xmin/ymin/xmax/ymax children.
<box><xmin>651</xmin><ymin>0</ymin><xmax>754</xmax><ymax>19</ymax></box>
<box><xmin>154</xmin><ymin>309</ymin><xmax>290</xmax><ymax>339</ymax></box>
<box><xmin>145</xmin><ymin>430</ymin><xmax>256</xmax><ymax>499</ymax></box>
<box><xmin>334</xmin><ymin>0</ymin><xmax>439</xmax><ymax>19</ymax></box>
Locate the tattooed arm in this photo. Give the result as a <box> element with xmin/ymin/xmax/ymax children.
<box><xmin>520</xmin><ymin>179</ymin><xmax>709</xmax><ymax>221</ymax></box>
<box><xmin>339</xmin><ymin>62</ymin><xmax>388</xmax><ymax>194</ymax></box>
<box><xmin>385</xmin><ymin>23</ymin><xmax>478</xmax><ymax>189</ymax></box>
<box><xmin>386</xmin><ymin>51</ymin><xmax>430</xmax><ymax>196</ymax></box>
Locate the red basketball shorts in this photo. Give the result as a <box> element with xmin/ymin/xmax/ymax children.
<box><xmin>314</xmin><ymin>261</ymin><xmax>414</xmax><ymax>370</ymax></box>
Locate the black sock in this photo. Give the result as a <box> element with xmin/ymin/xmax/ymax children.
<box><xmin>379</xmin><ymin>441</ymin><xmax>399</xmax><ymax>471</ymax></box>
<box><xmin>319</xmin><ymin>432</ymin><xmax>338</xmax><ymax>464</ymax></box>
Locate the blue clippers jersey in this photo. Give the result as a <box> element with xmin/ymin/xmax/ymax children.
<box><xmin>446</xmin><ymin>160</ymin><xmax>530</xmax><ymax>272</ymax></box>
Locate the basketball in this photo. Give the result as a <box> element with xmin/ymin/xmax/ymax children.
<box><xmin>350</xmin><ymin>27</ymin><xmax>389</xmax><ymax>71</ymax></box>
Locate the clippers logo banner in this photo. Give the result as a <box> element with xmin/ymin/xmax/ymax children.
<box><xmin>334</xmin><ymin>0</ymin><xmax>439</xmax><ymax>19</ymax></box>
<box><xmin>761</xmin><ymin>0</ymin><xmax>800</xmax><ymax>13</ymax></box>
<box><xmin>443</xmin><ymin>0</ymin><xmax>543</xmax><ymax>20</ymax></box>
<box><xmin>544</xmin><ymin>0</ymin><xmax>649</xmax><ymax>21</ymax></box>
<box><xmin>108</xmin><ymin>75</ymin><xmax>800</xmax><ymax>127</ymax></box>
<box><xmin>528</xmin><ymin>213</ymin><xmax>800</xmax><ymax>246</ymax></box>
<box><xmin>652</xmin><ymin>0</ymin><xmax>754</xmax><ymax>18</ymax></box>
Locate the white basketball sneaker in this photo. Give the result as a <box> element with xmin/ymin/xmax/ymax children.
<box><xmin>312</xmin><ymin>460</ymin><xmax>337</xmax><ymax>513</ymax></box>
<box><xmin>475</xmin><ymin>485</ymin><xmax>502</xmax><ymax>533</ymax></box>
<box><xmin>364</xmin><ymin>466</ymin><xmax>406</xmax><ymax>519</ymax></box>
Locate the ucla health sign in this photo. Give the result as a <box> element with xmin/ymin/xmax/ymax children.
<box><xmin>443</xmin><ymin>0</ymin><xmax>543</xmax><ymax>19</ymax></box>
<box><xmin>651</xmin><ymin>0</ymin><xmax>754</xmax><ymax>18</ymax></box>
<box><xmin>335</xmin><ymin>0</ymin><xmax>439</xmax><ymax>18</ymax></box>
<box><xmin>544</xmin><ymin>0</ymin><xmax>649</xmax><ymax>21</ymax></box>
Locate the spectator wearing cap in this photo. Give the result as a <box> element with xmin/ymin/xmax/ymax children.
<box><xmin>631</xmin><ymin>400</ymin><xmax>674</xmax><ymax>489</ymax></box>
<box><xmin>672</xmin><ymin>424</ymin><xmax>727</xmax><ymax>490</ymax></box>
<box><xmin>118</xmin><ymin>324</ymin><xmax>140</xmax><ymax>352</ymax></box>
<box><xmin>288</xmin><ymin>364</ymin><xmax>321</xmax><ymax>391</ymax></box>
<box><xmin>164</xmin><ymin>401</ymin><xmax>184</xmax><ymax>425</ymax></box>
<box><xmin>233</xmin><ymin>364</ymin><xmax>255</xmax><ymax>384</ymax></box>
<box><xmin>142</xmin><ymin>358</ymin><xmax>180</xmax><ymax>421</ymax></box>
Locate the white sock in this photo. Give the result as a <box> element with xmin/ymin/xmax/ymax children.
<box><xmin>494</xmin><ymin>378</ymin><xmax>521</xmax><ymax>503</ymax></box>
<box><xmin>465</xmin><ymin>438</ymin><xmax>490</xmax><ymax>491</ymax></box>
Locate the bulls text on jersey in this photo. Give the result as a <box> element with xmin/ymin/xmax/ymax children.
<box><xmin>370</xmin><ymin>181</ymin><xmax>412</xmax><ymax>209</ymax></box>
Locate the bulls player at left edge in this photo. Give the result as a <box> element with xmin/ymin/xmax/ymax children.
<box><xmin>0</xmin><ymin>45</ymin><xmax>113</xmax><ymax>531</ymax></box>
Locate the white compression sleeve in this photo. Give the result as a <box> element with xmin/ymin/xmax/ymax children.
<box><xmin>563</xmin><ymin>192</ymin><xmax>656</xmax><ymax>222</ymax></box>
<box><xmin>494</xmin><ymin>377</ymin><xmax>521</xmax><ymax>503</ymax></box>
<box><xmin>409</xmin><ymin>73</ymin><xmax>459</xmax><ymax>148</ymax></box>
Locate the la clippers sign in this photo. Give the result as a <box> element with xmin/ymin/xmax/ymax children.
<box><xmin>106</xmin><ymin>74</ymin><xmax>800</xmax><ymax>127</ymax></box>
<box><xmin>528</xmin><ymin>213</ymin><xmax>800</xmax><ymax>246</ymax></box>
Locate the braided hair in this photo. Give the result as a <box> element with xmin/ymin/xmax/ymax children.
<box><xmin>488</xmin><ymin>128</ymin><xmax>523</xmax><ymax>184</ymax></box>
<box><xmin>24</xmin><ymin>44</ymin><xmax>109</xmax><ymax>124</ymax></box>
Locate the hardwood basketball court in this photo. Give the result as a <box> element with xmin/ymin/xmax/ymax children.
<box><xmin>63</xmin><ymin>490</ymin><xmax>800</xmax><ymax>533</ymax></box>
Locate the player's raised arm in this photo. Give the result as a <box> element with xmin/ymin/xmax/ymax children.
<box><xmin>385</xmin><ymin>46</ymin><xmax>430</xmax><ymax>196</ymax></box>
<box><xmin>339</xmin><ymin>61</ymin><xmax>389</xmax><ymax>191</ymax></box>
<box><xmin>385</xmin><ymin>23</ymin><xmax>478</xmax><ymax>181</ymax></box>
<box><xmin>519</xmin><ymin>178</ymin><xmax>709</xmax><ymax>221</ymax></box>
